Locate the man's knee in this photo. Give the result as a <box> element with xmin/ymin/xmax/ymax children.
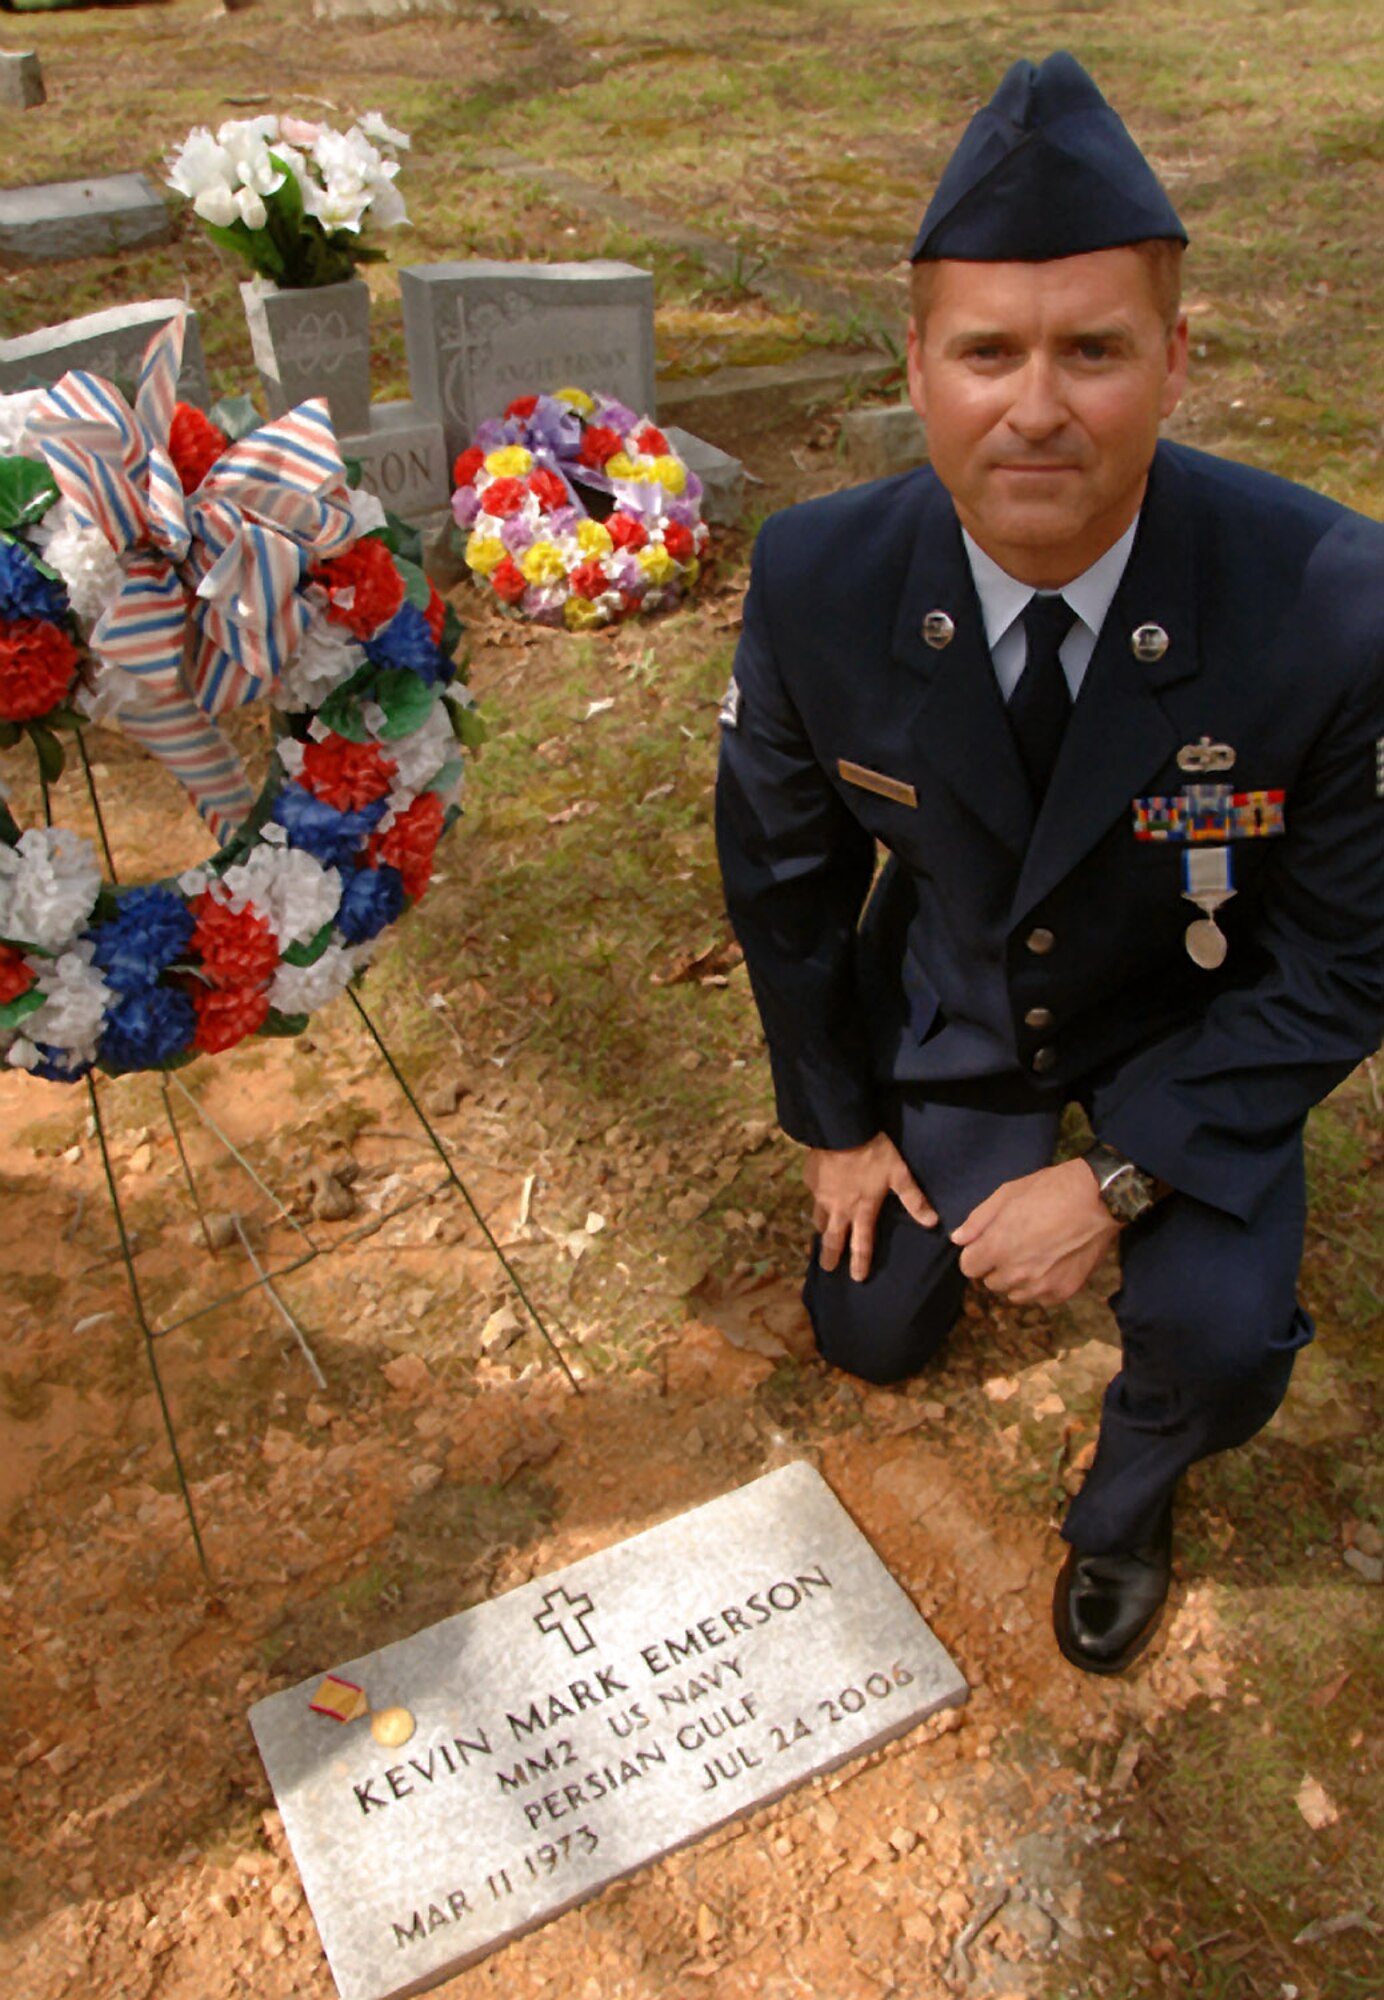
<box><xmin>803</xmin><ymin>1214</ymin><xmax>964</xmax><ymax>1385</ymax></box>
<box><xmin>1116</xmin><ymin>1216</ymin><xmax>1308</xmax><ymax>1393</ymax></box>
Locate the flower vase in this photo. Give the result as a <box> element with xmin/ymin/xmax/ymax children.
<box><xmin>240</xmin><ymin>275</ymin><xmax>372</xmax><ymax>437</ymax></box>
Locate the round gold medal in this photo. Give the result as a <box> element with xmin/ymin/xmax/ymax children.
<box><xmin>1184</xmin><ymin>918</ymin><xmax>1227</xmax><ymax>969</ymax></box>
<box><xmin>369</xmin><ymin>1706</ymin><xmax>416</xmax><ymax>1749</ymax></box>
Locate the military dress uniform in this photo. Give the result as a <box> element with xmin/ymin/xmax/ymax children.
<box><xmin>716</xmin><ymin>438</ymin><xmax>1384</xmax><ymax>1560</ymax></box>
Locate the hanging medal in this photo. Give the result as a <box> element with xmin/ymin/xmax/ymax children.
<box><xmin>1182</xmin><ymin>845</ymin><xmax>1235</xmax><ymax>968</ymax></box>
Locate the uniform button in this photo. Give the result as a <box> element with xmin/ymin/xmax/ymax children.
<box><xmin>1025</xmin><ymin>927</ymin><xmax>1056</xmax><ymax>955</ymax></box>
<box><xmin>1024</xmin><ymin>1006</ymin><xmax>1055</xmax><ymax>1030</ymax></box>
<box><xmin>1031</xmin><ymin>1045</ymin><xmax>1058</xmax><ymax>1074</ymax></box>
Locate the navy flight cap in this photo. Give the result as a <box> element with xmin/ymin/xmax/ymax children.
<box><xmin>910</xmin><ymin>51</ymin><xmax>1187</xmax><ymax>263</ymax></box>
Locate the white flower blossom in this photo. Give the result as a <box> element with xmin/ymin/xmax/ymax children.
<box><xmin>346</xmin><ymin>487</ymin><xmax>388</xmax><ymax>539</ymax></box>
<box><xmin>33</xmin><ymin>505</ymin><xmax>124</xmax><ymax>628</ymax></box>
<box><xmin>193</xmin><ymin>184</ymin><xmax>239</xmax><ymax>229</ymax></box>
<box><xmin>23</xmin><ymin>943</ymin><xmax>112</xmax><ymax>1069</ymax></box>
<box><xmin>166</xmin><ymin>127</ymin><xmax>234</xmax><ymax>201</ymax></box>
<box><xmin>217</xmin><ymin>846</ymin><xmax>342</xmax><ymax>947</ymax></box>
<box><xmin>379</xmin><ymin>702</ymin><xmax>456</xmax><ymax>800</ymax></box>
<box><xmin>268</xmin><ymin>940</ymin><xmax>364</xmax><ymax>1015</ymax></box>
<box><xmin>235</xmin><ymin>186</ymin><xmax>268</xmax><ymax>231</ymax></box>
<box><xmin>0</xmin><ymin>827</ymin><xmax>102</xmax><ymax>954</ymax></box>
<box><xmin>0</xmin><ymin>390</ymin><xmax>44</xmax><ymax>459</ymax></box>
<box><xmin>273</xmin><ymin>609</ymin><xmax>368</xmax><ymax>712</ymax></box>
<box><xmin>360</xmin><ymin>111</ymin><xmax>410</xmax><ymax>151</ymax></box>
<box><xmin>275</xmin><ymin>737</ymin><xmax>307</xmax><ymax>780</ymax></box>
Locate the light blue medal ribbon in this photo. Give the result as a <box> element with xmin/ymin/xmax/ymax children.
<box><xmin>1182</xmin><ymin>845</ymin><xmax>1234</xmax><ymax>967</ymax></box>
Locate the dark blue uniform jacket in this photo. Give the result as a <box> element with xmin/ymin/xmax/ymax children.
<box><xmin>716</xmin><ymin>441</ymin><xmax>1384</xmax><ymax>1223</ymax></box>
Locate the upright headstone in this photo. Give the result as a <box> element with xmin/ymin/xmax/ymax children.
<box><xmin>840</xmin><ymin>401</ymin><xmax>929</xmax><ymax>481</ymax></box>
<box><xmin>661</xmin><ymin>424</ymin><xmax>745</xmax><ymax>528</ymax></box>
<box><xmin>400</xmin><ymin>260</ymin><xmax>657</xmax><ymax>466</ymax></box>
<box><xmin>251</xmin><ymin>1461</ymin><xmax>966</xmax><ymax>2000</ymax></box>
<box><xmin>0</xmin><ymin>301</ymin><xmax>211</xmax><ymax>409</ymax></box>
<box><xmin>0</xmin><ymin>50</ymin><xmax>45</xmax><ymax>109</ymax></box>
<box><xmin>0</xmin><ymin>174</ymin><xmax>171</xmax><ymax>265</ymax></box>
<box><xmin>337</xmin><ymin>403</ymin><xmax>450</xmax><ymax>523</ymax></box>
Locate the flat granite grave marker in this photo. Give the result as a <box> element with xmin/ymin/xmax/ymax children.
<box><xmin>252</xmin><ymin>1460</ymin><xmax>966</xmax><ymax>2000</ymax></box>
<box><xmin>0</xmin><ymin>173</ymin><xmax>171</xmax><ymax>266</ymax></box>
<box><xmin>400</xmin><ymin>259</ymin><xmax>657</xmax><ymax>466</ymax></box>
<box><xmin>0</xmin><ymin>50</ymin><xmax>45</xmax><ymax>110</ymax></box>
<box><xmin>0</xmin><ymin>300</ymin><xmax>211</xmax><ymax>408</ymax></box>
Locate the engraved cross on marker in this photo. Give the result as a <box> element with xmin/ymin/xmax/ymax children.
<box><xmin>534</xmin><ymin>1585</ymin><xmax>598</xmax><ymax>1657</ymax></box>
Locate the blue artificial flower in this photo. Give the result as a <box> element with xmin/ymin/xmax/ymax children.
<box><xmin>28</xmin><ymin>1041</ymin><xmax>94</xmax><ymax>1083</ymax></box>
<box><xmin>270</xmin><ymin>782</ymin><xmax>387</xmax><ymax>869</ymax></box>
<box><xmin>336</xmin><ymin>862</ymin><xmax>406</xmax><ymax>944</ymax></box>
<box><xmin>99</xmin><ymin>986</ymin><xmax>197</xmax><ymax>1074</ymax></box>
<box><xmin>87</xmin><ymin>886</ymin><xmax>197</xmax><ymax>994</ymax></box>
<box><xmin>0</xmin><ymin>539</ymin><xmax>70</xmax><ymax>625</ymax></box>
<box><xmin>365</xmin><ymin>601</ymin><xmax>449</xmax><ymax>685</ymax></box>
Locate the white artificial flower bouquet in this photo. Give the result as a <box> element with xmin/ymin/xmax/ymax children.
<box><xmin>166</xmin><ymin>111</ymin><xmax>410</xmax><ymax>289</ymax></box>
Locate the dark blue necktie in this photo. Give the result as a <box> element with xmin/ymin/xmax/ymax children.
<box><xmin>1009</xmin><ymin>593</ymin><xmax>1075</xmax><ymax>802</ymax></box>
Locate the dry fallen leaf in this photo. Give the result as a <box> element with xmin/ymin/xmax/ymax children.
<box><xmin>1294</xmin><ymin>1773</ymin><xmax>1340</xmax><ymax>1830</ymax></box>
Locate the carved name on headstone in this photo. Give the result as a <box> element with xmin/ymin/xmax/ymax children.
<box><xmin>400</xmin><ymin>260</ymin><xmax>657</xmax><ymax>465</ymax></box>
<box><xmin>337</xmin><ymin>403</ymin><xmax>450</xmax><ymax>522</ymax></box>
<box><xmin>251</xmin><ymin>1461</ymin><xmax>966</xmax><ymax>2000</ymax></box>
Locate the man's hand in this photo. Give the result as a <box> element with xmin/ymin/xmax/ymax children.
<box><xmin>950</xmin><ymin>1157</ymin><xmax>1118</xmax><ymax>1306</ymax></box>
<box><xmin>805</xmin><ymin>1133</ymin><xmax>938</xmax><ymax>1282</ymax></box>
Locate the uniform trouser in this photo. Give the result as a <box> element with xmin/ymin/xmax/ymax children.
<box><xmin>802</xmin><ymin>1082</ymin><xmax>1314</xmax><ymax>1555</ymax></box>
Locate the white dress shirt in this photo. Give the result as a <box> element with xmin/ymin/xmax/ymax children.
<box><xmin>962</xmin><ymin>517</ymin><xmax>1140</xmax><ymax>702</ymax></box>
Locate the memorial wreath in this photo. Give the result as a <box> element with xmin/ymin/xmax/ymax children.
<box><xmin>0</xmin><ymin>317</ymin><xmax>478</xmax><ymax>1084</ymax></box>
<box><xmin>451</xmin><ymin>389</ymin><xmax>709</xmax><ymax>630</ymax></box>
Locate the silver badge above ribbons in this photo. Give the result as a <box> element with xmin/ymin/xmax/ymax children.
<box><xmin>1131</xmin><ymin>623</ymin><xmax>1170</xmax><ymax>662</ymax></box>
<box><xmin>922</xmin><ymin>611</ymin><xmax>955</xmax><ymax>650</ymax></box>
<box><xmin>1177</xmin><ymin>735</ymin><xmax>1236</xmax><ymax>774</ymax></box>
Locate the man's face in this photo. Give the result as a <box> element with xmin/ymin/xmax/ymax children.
<box><xmin>906</xmin><ymin>248</ymin><xmax>1188</xmax><ymax>585</ymax></box>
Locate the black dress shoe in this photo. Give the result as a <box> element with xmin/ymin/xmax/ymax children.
<box><xmin>1052</xmin><ymin>1504</ymin><xmax>1173</xmax><ymax>1676</ymax></box>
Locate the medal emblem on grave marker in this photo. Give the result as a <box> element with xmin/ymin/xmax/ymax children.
<box><xmin>534</xmin><ymin>1584</ymin><xmax>599</xmax><ymax>1657</ymax></box>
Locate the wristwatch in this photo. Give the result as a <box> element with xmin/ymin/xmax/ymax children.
<box><xmin>1082</xmin><ymin>1142</ymin><xmax>1167</xmax><ymax>1225</ymax></box>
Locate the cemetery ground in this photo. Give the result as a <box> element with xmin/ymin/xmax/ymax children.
<box><xmin>2</xmin><ymin>2</ymin><xmax>1382</xmax><ymax>1997</ymax></box>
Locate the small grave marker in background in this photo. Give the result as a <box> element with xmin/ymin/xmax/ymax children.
<box><xmin>0</xmin><ymin>300</ymin><xmax>211</xmax><ymax>408</ymax></box>
<box><xmin>0</xmin><ymin>173</ymin><xmax>171</xmax><ymax>266</ymax></box>
<box><xmin>0</xmin><ymin>50</ymin><xmax>45</xmax><ymax>110</ymax></box>
<box><xmin>337</xmin><ymin>403</ymin><xmax>450</xmax><ymax>523</ymax></box>
<box><xmin>252</xmin><ymin>1461</ymin><xmax>966</xmax><ymax>2000</ymax></box>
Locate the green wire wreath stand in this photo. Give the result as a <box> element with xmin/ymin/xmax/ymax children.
<box><xmin>28</xmin><ymin>732</ymin><xmax>580</xmax><ymax>1590</ymax></box>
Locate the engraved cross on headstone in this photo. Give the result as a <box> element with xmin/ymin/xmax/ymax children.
<box><xmin>534</xmin><ymin>1585</ymin><xmax>597</xmax><ymax>1657</ymax></box>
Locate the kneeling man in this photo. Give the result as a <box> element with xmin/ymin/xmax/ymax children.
<box><xmin>715</xmin><ymin>53</ymin><xmax>1384</xmax><ymax>1673</ymax></box>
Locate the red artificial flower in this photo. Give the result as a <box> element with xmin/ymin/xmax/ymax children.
<box><xmin>618</xmin><ymin>590</ymin><xmax>644</xmax><ymax>617</ymax></box>
<box><xmin>368</xmin><ymin>791</ymin><xmax>444</xmax><ymax>901</ymax></box>
<box><xmin>300</xmin><ymin>734</ymin><xmax>397</xmax><ymax>810</ymax></box>
<box><xmin>662</xmin><ymin>521</ymin><xmax>695</xmax><ymax>563</ymax></box>
<box><xmin>0</xmin><ymin>944</ymin><xmax>35</xmax><ymax>1006</ymax></box>
<box><xmin>192</xmin><ymin>983</ymin><xmax>271</xmax><ymax>1055</ymax></box>
<box><xmin>310</xmin><ymin>539</ymin><xmax>405</xmax><ymax>640</ymax></box>
<box><xmin>0</xmin><ymin>619</ymin><xmax>81</xmax><ymax>723</ymax></box>
<box><xmin>453</xmin><ymin>445</ymin><xmax>485</xmax><ymax>489</ymax></box>
<box><xmin>189</xmin><ymin>893</ymin><xmax>281</xmax><ymax>989</ymax></box>
<box><xmin>528</xmin><ymin>467</ymin><xmax>567</xmax><ymax>510</ymax></box>
<box><xmin>579</xmin><ymin>425</ymin><xmax>623</xmax><ymax>470</ymax></box>
<box><xmin>635</xmin><ymin>424</ymin><xmax>669</xmax><ymax>458</ymax></box>
<box><xmin>607</xmin><ymin>514</ymin><xmax>647</xmax><ymax>553</ymax></box>
<box><xmin>490</xmin><ymin>557</ymin><xmax>529</xmax><ymax>606</ymax></box>
<box><xmin>505</xmin><ymin>395</ymin><xmax>540</xmax><ymax>422</ymax></box>
<box><xmin>423</xmin><ymin>581</ymin><xmax>446</xmax><ymax>644</ymax></box>
<box><xmin>569</xmin><ymin>559</ymin><xmax>609</xmax><ymax>601</ymax></box>
<box><xmin>481</xmin><ymin>477</ymin><xmax>529</xmax><ymax>519</ymax></box>
<box><xmin>168</xmin><ymin>403</ymin><xmax>230</xmax><ymax>495</ymax></box>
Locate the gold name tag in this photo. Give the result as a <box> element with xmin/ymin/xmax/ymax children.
<box><xmin>837</xmin><ymin>759</ymin><xmax>918</xmax><ymax>810</ymax></box>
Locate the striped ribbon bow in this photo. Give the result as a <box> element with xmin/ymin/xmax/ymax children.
<box><xmin>26</xmin><ymin>314</ymin><xmax>356</xmax><ymax>839</ymax></box>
